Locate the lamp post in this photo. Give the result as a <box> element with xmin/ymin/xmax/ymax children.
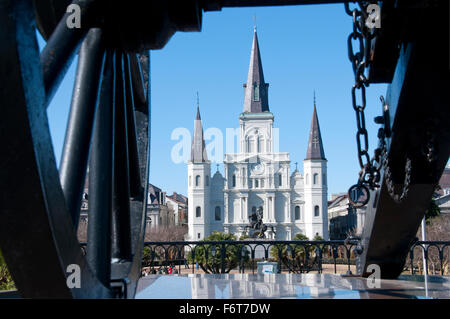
<box><xmin>240</xmin><ymin>247</ymin><xmax>247</xmax><ymax>273</ymax></box>
<box><xmin>287</xmin><ymin>245</ymin><xmax>293</xmax><ymax>274</ymax></box>
<box><xmin>210</xmin><ymin>246</ymin><xmax>216</xmax><ymax>274</ymax></box>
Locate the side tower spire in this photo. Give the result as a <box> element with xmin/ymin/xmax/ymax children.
<box><xmin>243</xmin><ymin>28</ymin><xmax>269</xmax><ymax>113</ymax></box>
<box><xmin>303</xmin><ymin>94</ymin><xmax>328</xmax><ymax>239</ymax></box>
<box><xmin>190</xmin><ymin>95</ymin><xmax>208</xmax><ymax>162</ymax></box>
<box><xmin>305</xmin><ymin>98</ymin><xmax>326</xmax><ymax>160</ymax></box>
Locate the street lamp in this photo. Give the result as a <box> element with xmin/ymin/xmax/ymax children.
<box><xmin>210</xmin><ymin>246</ymin><xmax>216</xmax><ymax>274</ymax></box>
<box><xmin>287</xmin><ymin>245</ymin><xmax>293</xmax><ymax>274</ymax></box>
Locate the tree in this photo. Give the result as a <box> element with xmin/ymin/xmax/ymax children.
<box><xmin>142</xmin><ymin>246</ymin><xmax>153</xmax><ymax>267</ymax></box>
<box><xmin>425</xmin><ymin>198</ymin><xmax>440</xmax><ymax>224</ymax></box>
<box><xmin>145</xmin><ymin>225</ymin><xmax>188</xmax><ymax>242</ymax></box>
<box><xmin>270</xmin><ymin>233</ymin><xmax>329</xmax><ymax>273</ymax></box>
<box><xmin>0</xmin><ymin>249</ymin><xmax>15</xmax><ymax>291</ymax></box>
<box><xmin>187</xmin><ymin>232</ymin><xmax>249</xmax><ymax>273</ymax></box>
<box><xmin>408</xmin><ymin>214</ymin><xmax>450</xmax><ymax>275</ymax></box>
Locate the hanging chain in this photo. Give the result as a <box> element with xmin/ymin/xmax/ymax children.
<box><xmin>384</xmin><ymin>156</ymin><xmax>412</xmax><ymax>203</ymax></box>
<box><xmin>346</xmin><ymin>2</ymin><xmax>382</xmax><ymax>207</ymax></box>
<box><xmin>345</xmin><ymin>2</ymin><xmax>418</xmax><ymax>205</ymax></box>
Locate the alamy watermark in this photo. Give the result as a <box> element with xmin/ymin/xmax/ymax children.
<box><xmin>366</xmin><ymin>4</ymin><xmax>381</xmax><ymax>29</ymax></box>
<box><xmin>366</xmin><ymin>264</ymin><xmax>381</xmax><ymax>288</ymax></box>
<box><xmin>66</xmin><ymin>263</ymin><xmax>81</xmax><ymax>288</ymax></box>
<box><xmin>66</xmin><ymin>4</ymin><xmax>81</xmax><ymax>29</ymax></box>
<box><xmin>171</xmin><ymin>125</ymin><xmax>281</xmax><ymax>166</ymax></box>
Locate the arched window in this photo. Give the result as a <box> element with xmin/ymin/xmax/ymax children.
<box><xmin>205</xmin><ymin>175</ymin><xmax>209</xmax><ymax>186</ymax></box>
<box><xmin>195</xmin><ymin>175</ymin><xmax>200</xmax><ymax>187</ymax></box>
<box><xmin>232</xmin><ymin>174</ymin><xmax>236</xmax><ymax>187</ymax></box>
<box><xmin>255</xmin><ymin>179</ymin><xmax>259</xmax><ymax>188</ymax></box>
<box><xmin>196</xmin><ymin>206</ymin><xmax>201</xmax><ymax>218</ymax></box>
<box><xmin>248</xmin><ymin>138</ymin><xmax>254</xmax><ymax>153</ymax></box>
<box><xmin>215</xmin><ymin>206</ymin><xmax>221</xmax><ymax>221</ymax></box>
<box><xmin>314</xmin><ymin>205</ymin><xmax>320</xmax><ymax>217</ymax></box>
<box><xmin>257</xmin><ymin>136</ymin><xmax>261</xmax><ymax>153</ymax></box>
<box><xmin>295</xmin><ymin>206</ymin><xmax>300</xmax><ymax>220</ymax></box>
<box><xmin>279</xmin><ymin>173</ymin><xmax>283</xmax><ymax>186</ymax></box>
<box><xmin>313</xmin><ymin>173</ymin><xmax>318</xmax><ymax>184</ymax></box>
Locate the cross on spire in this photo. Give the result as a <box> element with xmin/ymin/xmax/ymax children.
<box><xmin>196</xmin><ymin>91</ymin><xmax>199</xmax><ymax>108</ymax></box>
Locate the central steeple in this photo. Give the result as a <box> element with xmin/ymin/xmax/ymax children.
<box><xmin>243</xmin><ymin>28</ymin><xmax>270</xmax><ymax>113</ymax></box>
<box><xmin>190</xmin><ymin>97</ymin><xmax>208</xmax><ymax>163</ymax></box>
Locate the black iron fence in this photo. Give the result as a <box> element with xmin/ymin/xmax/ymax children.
<box><xmin>141</xmin><ymin>240</ymin><xmax>360</xmax><ymax>275</ymax></box>
<box><xmin>408</xmin><ymin>241</ymin><xmax>450</xmax><ymax>276</ymax></box>
<box><xmin>80</xmin><ymin>240</ymin><xmax>450</xmax><ymax>276</ymax></box>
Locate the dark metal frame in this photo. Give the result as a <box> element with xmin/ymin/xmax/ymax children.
<box><xmin>0</xmin><ymin>0</ymin><xmax>150</xmax><ymax>298</ymax></box>
<box><xmin>0</xmin><ymin>0</ymin><xmax>449</xmax><ymax>298</ymax></box>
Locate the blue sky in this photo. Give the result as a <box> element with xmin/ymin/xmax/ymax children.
<box><xmin>42</xmin><ymin>4</ymin><xmax>389</xmax><ymax>198</ymax></box>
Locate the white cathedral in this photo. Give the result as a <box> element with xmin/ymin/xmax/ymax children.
<box><xmin>187</xmin><ymin>29</ymin><xmax>329</xmax><ymax>241</ymax></box>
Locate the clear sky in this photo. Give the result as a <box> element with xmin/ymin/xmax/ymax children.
<box><xmin>41</xmin><ymin>3</ymin><xmax>389</xmax><ymax>199</ymax></box>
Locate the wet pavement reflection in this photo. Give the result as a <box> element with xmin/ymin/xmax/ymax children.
<box><xmin>135</xmin><ymin>273</ymin><xmax>450</xmax><ymax>299</ymax></box>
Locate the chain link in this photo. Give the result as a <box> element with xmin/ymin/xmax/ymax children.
<box><xmin>346</xmin><ymin>2</ymin><xmax>415</xmax><ymax>205</ymax></box>
<box><xmin>384</xmin><ymin>156</ymin><xmax>412</xmax><ymax>203</ymax></box>
<box><xmin>346</xmin><ymin>1</ymin><xmax>381</xmax><ymax>207</ymax></box>
<box><xmin>346</xmin><ymin>3</ymin><xmax>373</xmax><ymax>174</ymax></box>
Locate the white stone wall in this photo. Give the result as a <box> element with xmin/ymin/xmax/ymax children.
<box><xmin>188</xmin><ymin>115</ymin><xmax>328</xmax><ymax>241</ymax></box>
<box><xmin>303</xmin><ymin>159</ymin><xmax>329</xmax><ymax>239</ymax></box>
<box><xmin>187</xmin><ymin>161</ymin><xmax>211</xmax><ymax>240</ymax></box>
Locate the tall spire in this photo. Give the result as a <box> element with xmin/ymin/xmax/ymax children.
<box><xmin>305</xmin><ymin>96</ymin><xmax>326</xmax><ymax>160</ymax></box>
<box><xmin>243</xmin><ymin>28</ymin><xmax>269</xmax><ymax>113</ymax></box>
<box><xmin>190</xmin><ymin>95</ymin><xmax>208</xmax><ymax>163</ymax></box>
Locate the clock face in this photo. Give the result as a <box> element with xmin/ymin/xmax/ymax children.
<box><xmin>252</xmin><ymin>163</ymin><xmax>264</xmax><ymax>175</ymax></box>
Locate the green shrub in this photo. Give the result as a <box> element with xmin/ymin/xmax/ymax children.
<box><xmin>0</xmin><ymin>249</ymin><xmax>15</xmax><ymax>291</ymax></box>
<box><xmin>187</xmin><ymin>232</ymin><xmax>250</xmax><ymax>273</ymax></box>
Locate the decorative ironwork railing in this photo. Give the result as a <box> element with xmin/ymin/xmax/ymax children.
<box><xmin>140</xmin><ymin>240</ymin><xmax>360</xmax><ymax>275</ymax></box>
<box><xmin>408</xmin><ymin>241</ymin><xmax>450</xmax><ymax>276</ymax></box>
<box><xmin>79</xmin><ymin>240</ymin><xmax>450</xmax><ymax>277</ymax></box>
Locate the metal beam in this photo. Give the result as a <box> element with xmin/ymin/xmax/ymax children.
<box><xmin>358</xmin><ymin>1</ymin><xmax>450</xmax><ymax>278</ymax></box>
<box><xmin>0</xmin><ymin>0</ymin><xmax>109</xmax><ymax>298</ymax></box>
<box><xmin>59</xmin><ymin>28</ymin><xmax>104</xmax><ymax>229</ymax></box>
<box><xmin>86</xmin><ymin>50</ymin><xmax>115</xmax><ymax>289</ymax></box>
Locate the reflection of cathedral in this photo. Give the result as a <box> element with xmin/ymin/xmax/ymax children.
<box><xmin>188</xmin><ymin>274</ymin><xmax>351</xmax><ymax>299</ymax></box>
<box><xmin>187</xmin><ymin>28</ymin><xmax>329</xmax><ymax>241</ymax></box>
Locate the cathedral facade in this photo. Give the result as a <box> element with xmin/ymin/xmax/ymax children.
<box><xmin>187</xmin><ymin>29</ymin><xmax>329</xmax><ymax>241</ymax></box>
